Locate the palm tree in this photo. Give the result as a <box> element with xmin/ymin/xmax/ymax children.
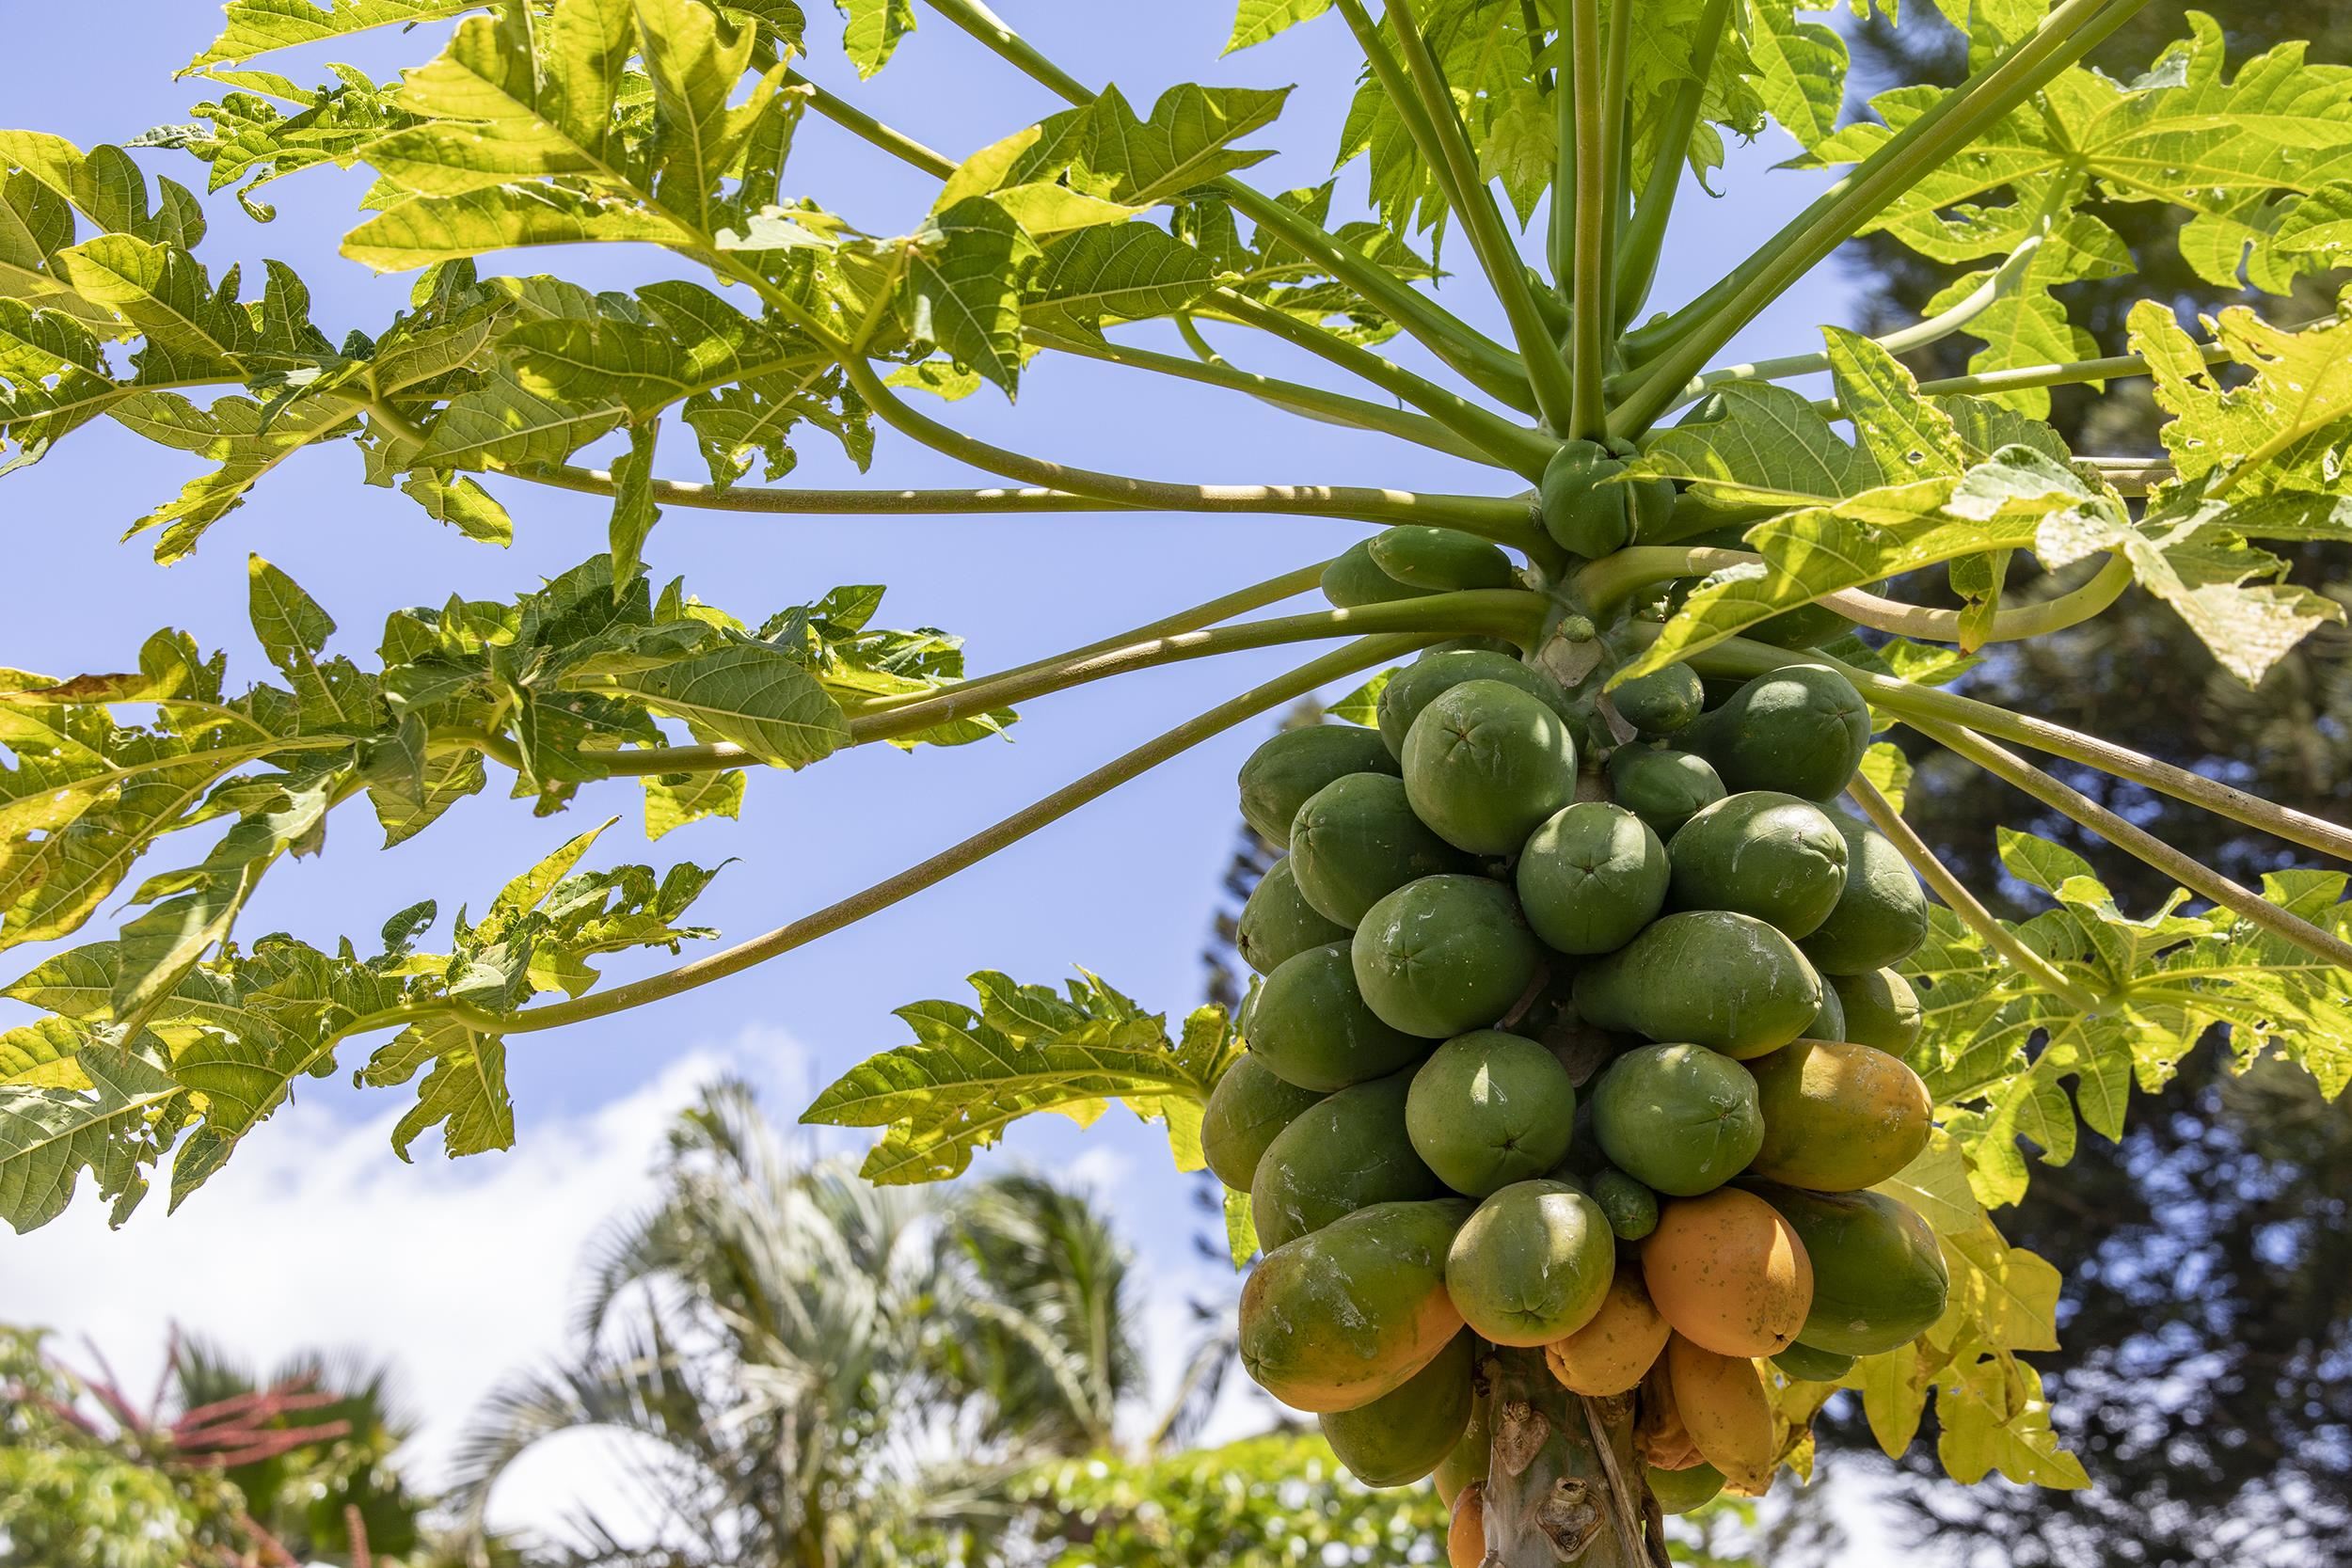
<box><xmin>449</xmin><ymin>1079</ymin><xmax>1155</xmax><ymax>1568</ymax></box>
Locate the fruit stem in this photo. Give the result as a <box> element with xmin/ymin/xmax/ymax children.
<box><xmin>1482</xmin><ymin>1349</ymin><xmax>1648</xmax><ymax>1568</ymax></box>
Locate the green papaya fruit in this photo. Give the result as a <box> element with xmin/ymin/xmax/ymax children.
<box><xmin>1754</xmin><ymin>1184</ymin><xmax>1948</xmax><ymax>1356</ymax></box>
<box><xmin>1433</xmin><ymin>1397</ymin><xmax>1491</xmax><ymax>1507</ymax></box>
<box><xmin>1238</xmin><ymin>855</ymin><xmax>1351</xmax><ymax>974</ymax></box>
<box><xmin>1573</xmin><ymin>910</ymin><xmax>1824</xmax><ymax>1058</ymax></box>
<box><xmin>1322</xmin><ymin>539</ymin><xmax>1439</xmax><ymax>609</ymax></box>
<box><xmin>1611</xmin><ymin>661</ymin><xmax>1705</xmax><ymax>736</ymax></box>
<box><xmin>1253</xmin><ymin>1069</ymin><xmax>1447</xmax><ymax>1249</ymax></box>
<box><xmin>1319</xmin><ymin>1331</ymin><xmax>1475</xmax><ymax>1486</ymax></box>
<box><xmin>1830</xmin><ymin>967</ymin><xmax>1922</xmax><ymax>1053</ymax></box>
<box><xmin>1540</xmin><ymin>439</ymin><xmax>1632</xmax><ymax>557</ymax></box>
<box><xmin>1444</xmin><ymin>1179</ymin><xmax>1617</xmax><ymax>1346</ymax></box>
<box><xmin>1608</xmin><ymin>746</ymin><xmax>1725</xmax><ymax>839</ymax></box>
<box><xmin>1807</xmin><ymin>980</ymin><xmax>1848</xmax><ymax>1042</ymax></box>
<box><xmin>1238</xmin><ymin>725</ymin><xmax>1398</xmax><ymax>847</ymax></box>
<box><xmin>1516</xmin><ymin>801</ymin><xmax>1670</xmax><ymax>957</ymax></box>
<box><xmin>1406</xmin><ymin>1029</ymin><xmax>1579</xmax><ymax>1197</ymax></box>
<box><xmin>1201</xmin><ymin>1053</ymin><xmax>1327</xmax><ymax>1193</ymax></box>
<box><xmin>1353</xmin><ymin>875</ymin><xmax>1546</xmax><ymax>1039</ymax></box>
<box><xmin>1800</xmin><ymin>812</ymin><xmax>1930</xmax><ymax>976</ymax></box>
<box><xmin>1403</xmin><ymin>679</ymin><xmax>1581</xmax><ymax>855</ymax></box>
<box><xmin>1248</xmin><ymin>942</ymin><xmax>1429</xmax><ymax>1091</ymax></box>
<box><xmin>1687</xmin><ymin>665</ymin><xmax>1871</xmax><ymax>801</ymax></box>
<box><xmin>1368</xmin><ymin>525</ymin><xmax>1518</xmax><ymax>592</ymax></box>
<box><xmin>1290</xmin><ymin>772</ymin><xmax>1467</xmax><ymax>927</ymax></box>
<box><xmin>1377</xmin><ymin>649</ymin><xmax>1572</xmax><ymax>759</ymax></box>
<box><xmin>1667</xmin><ymin>790</ymin><xmax>1851</xmax><ymax>940</ymax></box>
<box><xmin>1771</xmin><ymin>1341</ymin><xmax>1857</xmax><ymax>1382</ymax></box>
<box><xmin>1593</xmin><ymin>1166</ymin><xmax>1661</xmax><ymax>1241</ymax></box>
<box><xmin>1589</xmin><ymin>1043</ymin><xmax>1765</xmax><ymax>1196</ymax></box>
<box><xmin>1647</xmin><ymin>1462</ymin><xmax>1725</xmax><ymax>1515</ymax></box>
<box><xmin>1238</xmin><ymin>1197</ymin><xmax>1473</xmax><ymax>1413</ymax></box>
<box><xmin>1746</xmin><ymin>1038</ymin><xmax>1932</xmax><ymax>1192</ymax></box>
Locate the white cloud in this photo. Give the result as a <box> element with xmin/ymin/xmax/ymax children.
<box><xmin>5</xmin><ymin>1025</ymin><xmax>810</xmax><ymax>1497</ymax></box>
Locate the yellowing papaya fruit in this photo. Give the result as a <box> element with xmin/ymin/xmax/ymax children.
<box><xmin>1641</xmin><ymin>1188</ymin><xmax>1813</xmax><ymax>1357</ymax></box>
<box><xmin>1634</xmin><ymin>1360</ymin><xmax>1703</xmax><ymax>1471</ymax></box>
<box><xmin>1664</xmin><ymin>1335</ymin><xmax>1775</xmax><ymax>1496</ymax></box>
<box><xmin>1448</xmin><ymin>1482</ymin><xmax>1486</xmax><ymax>1568</ymax></box>
<box><xmin>1239</xmin><ymin>1197</ymin><xmax>1472</xmax><ymax>1413</ymax></box>
<box><xmin>1745</xmin><ymin>1038</ymin><xmax>1932</xmax><ymax>1192</ymax></box>
<box><xmin>1544</xmin><ymin>1269</ymin><xmax>1672</xmax><ymax>1397</ymax></box>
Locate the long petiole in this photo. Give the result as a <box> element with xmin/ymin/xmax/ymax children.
<box><xmin>1565</xmin><ymin>0</ymin><xmax>1609</xmax><ymax>436</ymax></box>
<box><xmin>1611</xmin><ymin>0</ymin><xmax>2150</xmax><ymax>436</ymax></box>
<box><xmin>843</xmin><ymin>590</ymin><xmax>1546</xmax><ymax>744</ymax></box>
<box><xmin>838</xmin><ymin>356</ymin><xmax>1544</xmax><ymax>543</ymax></box>
<box><xmin>784</xmin><ymin>70</ymin><xmax>957</xmax><ymax>179</ymax></box>
<box><xmin>1613</xmin><ymin>0</ymin><xmax>1735</xmax><ymax>325</ymax></box>
<box><xmin>1687</xmin><ymin>635</ymin><xmax>2352</xmax><ymax>865</ymax></box>
<box><xmin>1025</xmin><ymin>325</ymin><xmax>1507</xmax><ymax>468</ymax></box>
<box><xmin>498</xmin><ymin>634</ymin><xmax>1440</xmax><ymax>1034</ymax></box>
<box><xmin>1206</xmin><ymin>289</ymin><xmax>1555</xmax><ymax>478</ymax></box>
<box><xmin>1916</xmin><ymin>719</ymin><xmax>2352</xmax><ymax>971</ymax></box>
<box><xmin>1347</xmin><ymin>0</ymin><xmax>1581</xmax><ymax>431</ymax></box>
<box><xmin>1846</xmin><ymin>772</ymin><xmax>2105</xmax><ymax>1010</ymax></box>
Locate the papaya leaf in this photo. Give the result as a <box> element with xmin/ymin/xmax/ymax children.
<box><xmin>803</xmin><ymin>973</ymin><xmax>1241</xmax><ymax>1185</ymax></box>
<box><xmin>184</xmin><ymin>0</ymin><xmax>487</xmax><ymax>71</ymax></box>
<box><xmin>0</xmin><ymin>1035</ymin><xmax>183</xmax><ymax>1232</ymax></box>
<box><xmin>1226</xmin><ymin>0</ymin><xmax>1333</xmax><ymax>54</ymax></box>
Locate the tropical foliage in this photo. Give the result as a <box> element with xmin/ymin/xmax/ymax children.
<box><xmin>4</xmin><ymin>0</ymin><xmax>2352</xmax><ymax>1560</ymax></box>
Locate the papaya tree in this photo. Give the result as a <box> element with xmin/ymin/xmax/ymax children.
<box><xmin>5</xmin><ymin>2</ymin><xmax>2352</xmax><ymax>1564</ymax></box>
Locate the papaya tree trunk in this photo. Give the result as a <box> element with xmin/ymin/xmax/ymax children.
<box><xmin>1481</xmin><ymin>1348</ymin><xmax>1657</xmax><ymax>1567</ymax></box>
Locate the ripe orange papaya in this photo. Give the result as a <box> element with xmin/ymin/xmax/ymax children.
<box><xmin>1641</xmin><ymin>1188</ymin><xmax>1813</xmax><ymax>1357</ymax></box>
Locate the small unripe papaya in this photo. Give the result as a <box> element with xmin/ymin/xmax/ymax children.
<box><xmin>1540</xmin><ymin>439</ymin><xmax>1632</xmax><ymax>557</ymax></box>
<box><xmin>1406</xmin><ymin>1029</ymin><xmax>1580</xmax><ymax>1197</ymax></box>
<box><xmin>1353</xmin><ymin>875</ymin><xmax>1545</xmax><ymax>1040</ymax></box>
<box><xmin>1247</xmin><ymin>942</ymin><xmax>1427</xmax><ymax>1092</ymax></box>
<box><xmin>1667</xmin><ymin>790</ymin><xmax>1851</xmax><ymax>940</ymax></box>
<box><xmin>1608</xmin><ymin>746</ymin><xmax>1726</xmax><ymax>839</ymax></box>
<box><xmin>1238</xmin><ymin>725</ymin><xmax>1397</xmax><ymax>847</ymax></box>
<box><xmin>1201</xmin><ymin>1053</ymin><xmax>1326</xmax><ymax>1193</ymax></box>
<box><xmin>1403</xmin><ymin>679</ymin><xmax>1580</xmax><ymax>856</ymax></box>
<box><xmin>1290</xmin><ymin>772</ymin><xmax>1466</xmax><ymax>926</ymax></box>
<box><xmin>1772</xmin><ymin>1341</ymin><xmax>1856</xmax><ymax>1382</ymax></box>
<box><xmin>1831</xmin><ymin>967</ymin><xmax>1924</xmax><ymax>1053</ymax></box>
<box><xmin>1318</xmin><ymin>1330</ymin><xmax>1474</xmax><ymax>1486</ymax></box>
<box><xmin>1801</xmin><ymin>812</ymin><xmax>1930</xmax><ymax>976</ymax></box>
<box><xmin>1322</xmin><ymin>538</ymin><xmax>1439</xmax><ymax>608</ymax></box>
<box><xmin>1236</xmin><ymin>855</ymin><xmax>1350</xmax><ymax>974</ymax></box>
<box><xmin>1516</xmin><ymin>801</ymin><xmax>1670</xmax><ymax>957</ymax></box>
<box><xmin>1611</xmin><ymin>660</ymin><xmax>1705</xmax><ymax>736</ymax></box>
<box><xmin>1369</xmin><ymin>525</ymin><xmax>1517</xmax><ymax>592</ymax></box>
<box><xmin>1686</xmin><ymin>664</ymin><xmax>1871</xmax><ymax>802</ymax></box>
<box><xmin>1646</xmin><ymin>1460</ymin><xmax>1725</xmax><ymax>1515</ymax></box>
<box><xmin>1593</xmin><ymin>1166</ymin><xmax>1661</xmax><ymax>1241</ymax></box>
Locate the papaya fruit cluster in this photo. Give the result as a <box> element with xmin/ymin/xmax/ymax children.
<box><xmin>1213</xmin><ymin>634</ymin><xmax>1951</xmax><ymax>1530</ymax></box>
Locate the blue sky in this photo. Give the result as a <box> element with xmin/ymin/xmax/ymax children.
<box><xmin>0</xmin><ymin>0</ymin><xmax>1877</xmax><ymax>1536</ymax></box>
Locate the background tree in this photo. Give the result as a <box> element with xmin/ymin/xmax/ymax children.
<box><xmin>1793</xmin><ymin>8</ymin><xmax>2352</xmax><ymax>1563</ymax></box>
<box><xmin>0</xmin><ymin>1325</ymin><xmax>498</xmax><ymax>1568</ymax></box>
